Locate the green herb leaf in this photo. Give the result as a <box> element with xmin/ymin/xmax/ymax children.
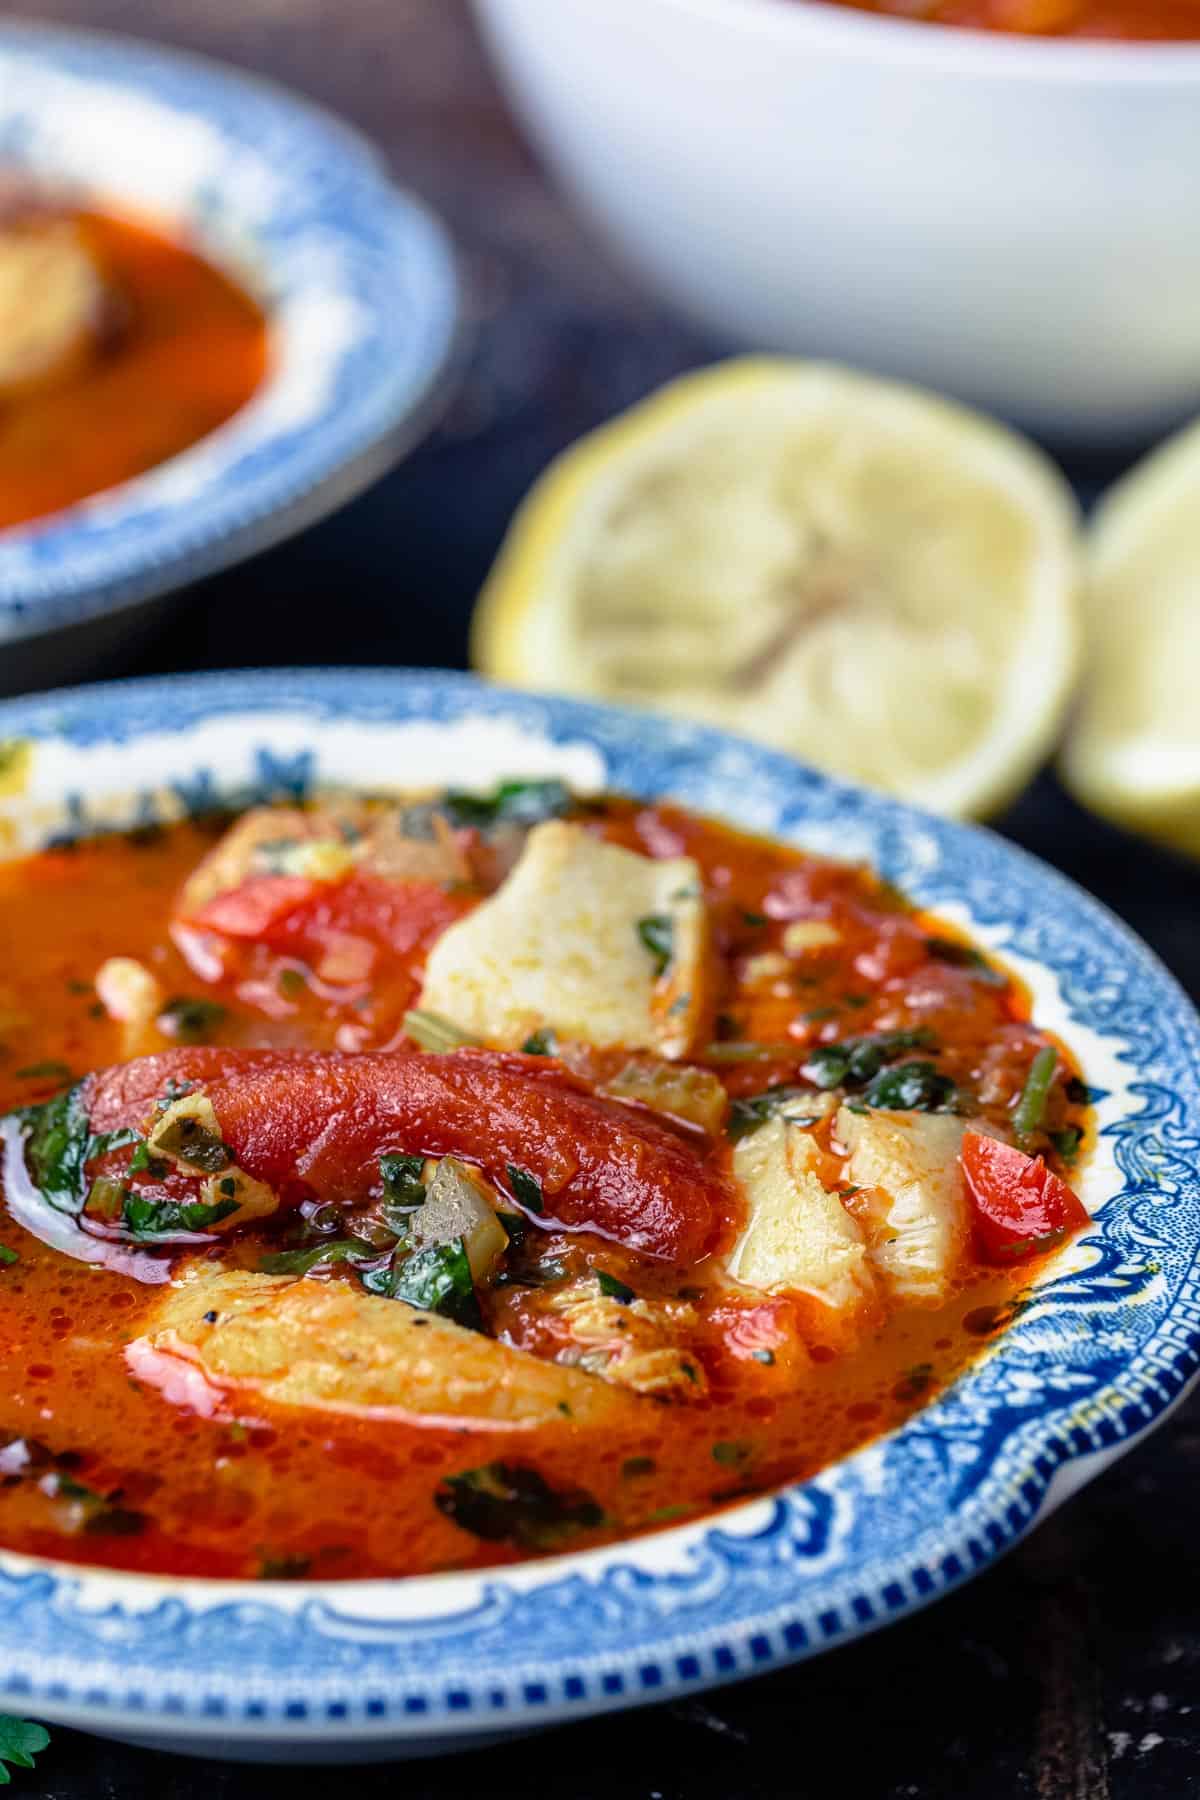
<box><xmin>924</xmin><ymin>938</ymin><xmax>1005</xmax><ymax>984</ymax></box>
<box><xmin>595</xmin><ymin>1268</ymin><xmax>636</xmax><ymax>1305</ymax></box>
<box><xmin>711</xmin><ymin>1439</ymin><xmax>752</xmax><ymax>1466</ymax></box>
<box><xmin>497</xmin><ymin>1256</ymin><xmax>567</xmax><ymax>1290</ymax></box>
<box><xmin>51</xmin><ymin>1474</ymin><xmax>102</xmax><ymax>1502</ymax></box>
<box><xmin>520</xmin><ymin>1029</ymin><xmax>558</xmax><ymax>1056</ymax></box>
<box><xmin>363</xmin><ymin>1238</ymin><xmax>483</xmax><ymax>1332</ymax></box>
<box><xmin>258</xmin><ymin>1238</ymin><xmax>376</xmax><ymax>1276</ymax></box>
<box><xmin>802</xmin><ymin>1029</ymin><xmax>934</xmax><ymax>1091</ymax></box>
<box><xmin>379</xmin><ymin>1152</ymin><xmax>426</xmax><ymax>1216</ymax></box>
<box><xmin>621</xmin><ymin>1456</ymin><xmax>656</xmax><ymax>1478</ymax></box>
<box><xmin>861</xmin><ymin>1061</ymin><xmax>959</xmax><ymax>1112</ymax></box>
<box><xmin>15</xmin><ymin>1087</ymin><xmax>139</xmax><ymax>1217</ymax></box>
<box><xmin>89</xmin><ymin>1127</ymin><xmax>142</xmax><ymax>1159</ymax></box>
<box><xmin>401</xmin><ymin>1008</ymin><xmax>479</xmax><ymax>1053</ymax></box>
<box><xmin>506</xmin><ymin>1164</ymin><xmax>544</xmax><ymax>1214</ymax></box>
<box><xmin>704</xmin><ymin>1042</ymin><xmax>800</xmax><ymax>1064</ymax></box>
<box><xmin>0</xmin><ymin>1246</ymin><xmax>17</xmax><ymax>1268</ymax></box>
<box><xmin>151</xmin><ymin>1116</ymin><xmax>230</xmax><ymax>1174</ymax></box>
<box><xmin>435</xmin><ymin>1461</ymin><xmax>602</xmax><ymax>1548</ymax></box>
<box><xmin>158</xmin><ymin>996</ymin><xmax>227</xmax><ymax>1044</ymax></box>
<box><xmin>1012</xmin><ymin>1044</ymin><xmax>1060</xmax><ymax>1147</ymax></box>
<box><xmin>893</xmin><ymin>1361</ymin><xmax>935</xmax><ymax>1402</ymax></box>
<box><xmin>727</xmin><ymin>1087</ymin><xmax>815</xmax><ymax>1141</ymax></box>
<box><xmin>495</xmin><ymin>1210</ymin><xmax>527</xmax><ymax>1251</ymax></box>
<box><xmin>16</xmin><ymin>1085</ymin><xmax>90</xmax><ymax>1213</ymax></box>
<box><xmin>83</xmin><ymin>1504</ymin><xmax>147</xmax><ymax>1537</ymax></box>
<box><xmin>253</xmin><ymin>834</ymin><xmax>306</xmax><ymax>867</ymax></box>
<box><xmin>155</xmin><ymin>1077</ymin><xmax>197</xmax><ymax>1113</ymax></box>
<box><xmin>636</xmin><ymin>913</ymin><xmax>674</xmax><ymax>976</ymax></box>
<box><xmin>83</xmin><ymin>1174</ymin><xmax>129</xmax><ymax>1222</ymax></box>
<box><xmin>1050</xmin><ymin>1125</ymin><xmax>1083</xmax><ymax>1164</ymax></box>
<box><xmin>40</xmin><ymin>1472</ymin><xmax>145</xmax><ymax>1535</ymax></box>
<box><xmin>993</xmin><ymin>1225</ymin><xmax>1069</xmax><ymax>1260</ymax></box>
<box><xmin>122</xmin><ymin>1193</ymin><xmax>240</xmax><ymax>1239</ymax></box>
<box><xmin>441</xmin><ymin>778</ymin><xmax>573</xmax><ymax>830</ymax></box>
<box><xmin>0</xmin><ymin>1716</ymin><xmax>49</xmax><ymax>1782</ymax></box>
<box><xmin>13</xmin><ymin>1061</ymin><xmax>73</xmax><ymax>1084</ymax></box>
<box><xmin>257</xmin><ymin>1553</ymin><xmax>312</xmax><ymax>1580</ymax></box>
<box><xmin>127</xmin><ymin>1142</ymin><xmax>168</xmax><ymax>1178</ymax></box>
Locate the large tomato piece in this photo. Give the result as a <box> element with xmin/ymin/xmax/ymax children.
<box><xmin>960</xmin><ymin>1128</ymin><xmax>1088</xmax><ymax>1262</ymax></box>
<box><xmin>84</xmin><ymin>1048</ymin><xmax>732</xmax><ymax>1262</ymax></box>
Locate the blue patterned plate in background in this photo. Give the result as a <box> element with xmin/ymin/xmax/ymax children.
<box><xmin>0</xmin><ymin>668</ymin><xmax>1196</xmax><ymax>1764</ymax></box>
<box><xmin>0</xmin><ymin>27</ymin><xmax>458</xmax><ymax>663</ymax></box>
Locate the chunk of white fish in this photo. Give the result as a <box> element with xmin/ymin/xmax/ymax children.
<box><xmin>837</xmin><ymin>1105</ymin><xmax>970</xmax><ymax>1306</ymax></box>
<box><xmin>0</xmin><ymin>212</ymin><xmax>105</xmax><ymax>395</ymax></box>
<box><xmin>727</xmin><ymin>1106</ymin><xmax>876</xmax><ymax>1327</ymax></box>
<box><xmin>419</xmin><ymin>820</ymin><xmax>711</xmax><ymax>1056</ymax></box>
<box><xmin>128</xmin><ymin>1269</ymin><xmax>638</xmax><ymax>1428</ymax></box>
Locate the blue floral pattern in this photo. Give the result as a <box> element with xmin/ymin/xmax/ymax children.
<box><xmin>0</xmin><ymin>27</ymin><xmax>457</xmax><ymax>640</ymax></box>
<box><xmin>0</xmin><ymin>668</ymin><xmax>1196</xmax><ymax>1755</ymax></box>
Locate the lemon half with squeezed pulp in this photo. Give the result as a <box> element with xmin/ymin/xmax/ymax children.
<box><xmin>1061</xmin><ymin>415</ymin><xmax>1200</xmax><ymax>857</ymax></box>
<box><xmin>473</xmin><ymin>360</ymin><xmax>1081</xmax><ymax>819</ymax></box>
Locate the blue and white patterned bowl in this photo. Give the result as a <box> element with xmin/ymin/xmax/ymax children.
<box><xmin>0</xmin><ymin>667</ymin><xmax>1197</xmax><ymax>1765</ymax></box>
<box><xmin>0</xmin><ymin>27</ymin><xmax>458</xmax><ymax>659</ymax></box>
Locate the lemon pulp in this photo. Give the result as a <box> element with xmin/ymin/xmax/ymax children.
<box><xmin>473</xmin><ymin>360</ymin><xmax>1081</xmax><ymax>819</ymax></box>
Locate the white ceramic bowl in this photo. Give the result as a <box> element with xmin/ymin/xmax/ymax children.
<box><xmin>473</xmin><ymin>0</ymin><xmax>1200</xmax><ymax>445</ymax></box>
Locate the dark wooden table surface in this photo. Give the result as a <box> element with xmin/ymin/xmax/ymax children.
<box><xmin>11</xmin><ymin>2</ymin><xmax>1200</xmax><ymax>1794</ymax></box>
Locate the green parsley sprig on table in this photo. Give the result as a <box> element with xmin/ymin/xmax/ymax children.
<box><xmin>0</xmin><ymin>1718</ymin><xmax>49</xmax><ymax>1785</ymax></box>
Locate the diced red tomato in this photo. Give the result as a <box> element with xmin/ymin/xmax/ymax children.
<box><xmin>852</xmin><ymin>917</ymin><xmax>929</xmax><ymax>984</ymax></box>
<box><xmin>84</xmin><ymin>1047</ymin><xmax>734</xmax><ymax>1262</ymax></box>
<box><xmin>761</xmin><ymin>862</ymin><xmax>855</xmax><ymax>918</ymax></box>
<box><xmin>960</xmin><ymin>1128</ymin><xmax>1088</xmax><ymax>1262</ymax></box>
<box><xmin>191</xmin><ymin>873</ymin><xmax>471</xmax><ymax>963</ymax></box>
<box><xmin>190</xmin><ymin>875</ymin><xmax>323</xmax><ymax>940</ymax></box>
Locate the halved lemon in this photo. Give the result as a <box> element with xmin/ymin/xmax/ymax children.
<box><xmin>1061</xmin><ymin>417</ymin><xmax>1200</xmax><ymax>856</ymax></box>
<box><xmin>472</xmin><ymin>359</ymin><xmax>1081</xmax><ymax>818</ymax></box>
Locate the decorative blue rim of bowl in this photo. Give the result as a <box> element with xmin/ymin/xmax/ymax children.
<box><xmin>0</xmin><ymin>668</ymin><xmax>1197</xmax><ymax>1753</ymax></box>
<box><xmin>0</xmin><ymin>27</ymin><xmax>459</xmax><ymax>644</ymax></box>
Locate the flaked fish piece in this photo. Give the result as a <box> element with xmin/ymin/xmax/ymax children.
<box><xmin>129</xmin><ymin>1269</ymin><xmax>637</xmax><ymax>1428</ymax></box>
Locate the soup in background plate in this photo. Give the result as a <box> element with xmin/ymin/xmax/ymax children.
<box><xmin>802</xmin><ymin>0</ymin><xmax>1200</xmax><ymax>38</ymax></box>
<box><xmin>0</xmin><ymin>188</ymin><xmax>268</xmax><ymax>530</ymax></box>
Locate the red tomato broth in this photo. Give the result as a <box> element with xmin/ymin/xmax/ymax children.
<box><xmin>0</xmin><ymin>803</ymin><xmax>1090</xmax><ymax>1580</ymax></box>
<box><xmin>0</xmin><ymin>208</ymin><xmax>268</xmax><ymax>531</ymax></box>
